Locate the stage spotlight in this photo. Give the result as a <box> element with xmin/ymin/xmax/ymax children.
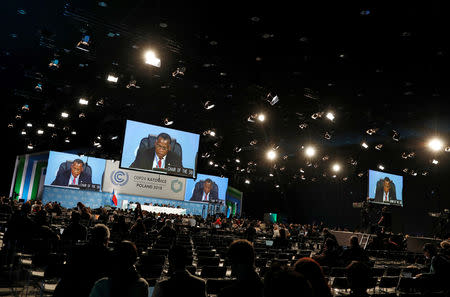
<box><xmin>209</xmin><ymin>161</ymin><xmax>214</xmax><ymax>165</ymax></box>
<box><xmin>332</xmin><ymin>163</ymin><xmax>341</xmax><ymax>172</ymax></box>
<box><xmin>65</xmin><ymin>138</ymin><xmax>70</xmax><ymax>143</ymax></box>
<box><xmin>235</xmin><ymin>159</ymin><xmax>240</xmax><ymax>163</ymax></box>
<box><xmin>257</xmin><ymin>114</ymin><xmax>265</xmax><ymax>122</ymax></box>
<box><xmin>79</xmin><ymin>98</ymin><xmax>89</xmax><ymax>105</ymax></box>
<box><xmin>107</xmin><ymin>74</ymin><xmax>118</xmax><ymax>83</ymax></box>
<box><xmin>432</xmin><ymin>159</ymin><xmax>439</xmax><ymax>165</ymax></box>
<box><xmin>144</xmin><ymin>50</ymin><xmax>161</xmax><ymax>67</ymax></box>
<box><xmin>47</xmin><ymin>123</ymin><xmax>55</xmax><ymax>128</ymax></box>
<box><xmin>269</xmin><ymin>173</ymin><xmax>274</xmax><ymax>177</ymax></box>
<box><xmin>245</xmin><ymin>179</ymin><xmax>251</xmax><ymax>184</ymax></box>
<box><xmin>378</xmin><ymin>164</ymin><xmax>385</xmax><ymax>170</ymax></box>
<box><xmin>26</xmin><ymin>123</ymin><xmax>32</xmax><ymax>127</ymax></box>
<box><xmin>305</xmin><ymin>146</ymin><xmax>316</xmax><ymax>157</ymax></box>
<box><xmin>267</xmin><ymin>149</ymin><xmax>277</xmax><ymax>160</ymax></box>
<box><xmin>428</xmin><ymin>138</ymin><xmax>444</xmax><ymax>151</ymax></box>
<box><xmin>37</xmin><ymin>129</ymin><xmax>44</xmax><ymax>135</ymax></box>
<box><xmin>361</xmin><ymin>142</ymin><xmax>369</xmax><ymax>149</ymax></box>
<box><xmin>326</xmin><ymin>112</ymin><xmax>335</xmax><ymax>121</ymax></box>
<box><xmin>71</xmin><ymin>131</ymin><xmax>77</xmax><ymax>135</ymax></box>
<box><xmin>27</xmin><ymin>144</ymin><xmax>33</xmax><ymax>150</ymax></box>
<box><xmin>275</xmin><ymin>184</ymin><xmax>280</xmax><ymax>188</ymax></box>
<box><xmin>21</xmin><ymin>130</ymin><xmax>27</xmax><ymax>135</ymax></box>
<box><xmin>209</xmin><ymin>131</ymin><xmax>216</xmax><ymax>137</ymax></box>
<box><xmin>61</xmin><ymin>112</ymin><xmax>69</xmax><ymax>118</ymax></box>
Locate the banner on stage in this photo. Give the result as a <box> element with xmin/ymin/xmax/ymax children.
<box><xmin>103</xmin><ymin>160</ymin><xmax>186</xmax><ymax>200</ymax></box>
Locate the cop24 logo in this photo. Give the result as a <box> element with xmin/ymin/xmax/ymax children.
<box><xmin>110</xmin><ymin>170</ymin><xmax>129</xmax><ymax>186</ymax></box>
<box><xmin>171</xmin><ymin>179</ymin><xmax>183</xmax><ymax>193</ymax></box>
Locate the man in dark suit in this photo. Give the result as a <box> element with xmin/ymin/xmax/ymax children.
<box><xmin>189</xmin><ymin>178</ymin><xmax>219</xmax><ymax>202</ymax></box>
<box><xmin>51</xmin><ymin>159</ymin><xmax>92</xmax><ymax>186</ymax></box>
<box><xmin>152</xmin><ymin>245</ymin><xmax>206</xmax><ymax>297</ymax></box>
<box><xmin>374</xmin><ymin>177</ymin><xmax>397</xmax><ymax>203</ymax></box>
<box><xmin>130</xmin><ymin>133</ymin><xmax>182</xmax><ymax>170</ymax></box>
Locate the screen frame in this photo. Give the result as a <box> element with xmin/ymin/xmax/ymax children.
<box><xmin>119</xmin><ymin>119</ymin><xmax>199</xmax><ymax>179</ymax></box>
<box><xmin>367</xmin><ymin>169</ymin><xmax>404</xmax><ymax>207</ymax></box>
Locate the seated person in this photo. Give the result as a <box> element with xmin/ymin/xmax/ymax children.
<box><xmin>130</xmin><ymin>133</ymin><xmax>182</xmax><ymax>170</ymax></box>
<box><xmin>51</xmin><ymin>159</ymin><xmax>92</xmax><ymax>186</ymax></box>
<box><xmin>346</xmin><ymin>261</ymin><xmax>370</xmax><ymax>297</ymax></box>
<box><xmin>415</xmin><ymin>243</ymin><xmax>450</xmax><ymax>291</ymax></box>
<box><xmin>90</xmin><ymin>241</ymin><xmax>148</xmax><ymax>297</ymax></box>
<box><xmin>219</xmin><ymin>239</ymin><xmax>263</xmax><ymax>297</ymax></box>
<box><xmin>190</xmin><ymin>179</ymin><xmax>219</xmax><ymax>202</ymax></box>
<box><xmin>294</xmin><ymin>257</ymin><xmax>332</xmax><ymax>297</ymax></box>
<box><xmin>273</xmin><ymin>228</ymin><xmax>290</xmax><ymax>249</ymax></box>
<box><xmin>263</xmin><ymin>262</ymin><xmax>312</xmax><ymax>297</ymax></box>
<box><xmin>62</xmin><ymin>211</ymin><xmax>87</xmax><ymax>242</ymax></box>
<box><xmin>342</xmin><ymin>236</ymin><xmax>369</xmax><ymax>265</ymax></box>
<box><xmin>313</xmin><ymin>238</ymin><xmax>343</xmax><ymax>267</ymax></box>
<box><xmin>152</xmin><ymin>245</ymin><xmax>206</xmax><ymax>297</ymax></box>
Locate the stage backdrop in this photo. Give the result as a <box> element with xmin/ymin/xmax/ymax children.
<box><xmin>102</xmin><ymin>160</ymin><xmax>187</xmax><ymax>200</ymax></box>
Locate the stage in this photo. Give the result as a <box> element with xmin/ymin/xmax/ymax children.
<box><xmin>42</xmin><ymin>186</ymin><xmax>225</xmax><ymax>217</ymax></box>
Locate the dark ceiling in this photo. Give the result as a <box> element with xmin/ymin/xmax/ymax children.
<box><xmin>1</xmin><ymin>0</ymin><xmax>449</xmax><ymax>194</ymax></box>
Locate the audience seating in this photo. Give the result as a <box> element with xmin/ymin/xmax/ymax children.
<box><xmin>200</xmin><ymin>266</ymin><xmax>227</xmax><ymax>278</ymax></box>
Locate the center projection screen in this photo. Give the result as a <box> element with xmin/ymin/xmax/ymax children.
<box><xmin>121</xmin><ymin>120</ymin><xmax>200</xmax><ymax>179</ymax></box>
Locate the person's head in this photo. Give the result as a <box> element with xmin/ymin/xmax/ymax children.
<box><xmin>294</xmin><ymin>258</ymin><xmax>329</xmax><ymax>291</ymax></box>
<box><xmin>90</xmin><ymin>224</ymin><xmax>110</xmax><ymax>246</ymax></box>
<box><xmin>279</xmin><ymin>228</ymin><xmax>287</xmax><ymax>239</ymax></box>
<box><xmin>346</xmin><ymin>261</ymin><xmax>370</xmax><ymax>294</ymax></box>
<box><xmin>71</xmin><ymin>159</ymin><xmax>84</xmax><ymax>178</ymax></box>
<box><xmin>264</xmin><ymin>264</ymin><xmax>312</xmax><ymax>297</ymax></box>
<box><xmin>154</xmin><ymin>133</ymin><xmax>171</xmax><ymax>159</ymax></box>
<box><xmin>21</xmin><ymin>202</ymin><xmax>31</xmax><ymax>214</ymax></box>
<box><xmin>71</xmin><ymin>211</ymin><xmax>81</xmax><ymax>224</ymax></box>
<box><xmin>228</xmin><ymin>239</ymin><xmax>255</xmax><ymax>273</ymax></box>
<box><xmin>350</xmin><ymin>235</ymin><xmax>359</xmax><ymax>248</ymax></box>
<box><xmin>324</xmin><ymin>237</ymin><xmax>336</xmax><ymax>250</ymax></box>
<box><xmin>203</xmin><ymin>179</ymin><xmax>213</xmax><ymax>194</ymax></box>
<box><xmin>113</xmin><ymin>240</ymin><xmax>137</xmax><ymax>269</ymax></box>
<box><xmin>323</xmin><ymin>228</ymin><xmax>330</xmax><ymax>235</ymax></box>
<box><xmin>383</xmin><ymin>177</ymin><xmax>391</xmax><ymax>193</ymax></box>
<box><xmin>168</xmin><ymin>245</ymin><xmax>188</xmax><ymax>271</ymax></box>
<box><xmin>423</xmin><ymin>243</ymin><xmax>437</xmax><ymax>259</ymax></box>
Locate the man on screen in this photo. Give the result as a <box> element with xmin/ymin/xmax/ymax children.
<box><xmin>130</xmin><ymin>133</ymin><xmax>182</xmax><ymax>170</ymax></box>
<box><xmin>190</xmin><ymin>178</ymin><xmax>219</xmax><ymax>202</ymax></box>
<box><xmin>374</xmin><ymin>177</ymin><xmax>397</xmax><ymax>203</ymax></box>
<box><xmin>51</xmin><ymin>159</ymin><xmax>92</xmax><ymax>186</ymax></box>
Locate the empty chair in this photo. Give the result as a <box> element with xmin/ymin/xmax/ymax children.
<box><xmin>201</xmin><ymin>266</ymin><xmax>227</xmax><ymax>278</ymax></box>
<box><xmin>254</xmin><ymin>258</ymin><xmax>267</xmax><ymax>268</ymax></box>
<box><xmin>197</xmin><ymin>256</ymin><xmax>220</xmax><ymax>267</ymax></box>
<box><xmin>397</xmin><ymin>277</ymin><xmax>421</xmax><ymax>293</ymax></box>
<box><xmin>384</xmin><ymin>266</ymin><xmax>402</xmax><ymax>276</ymax></box>
<box><xmin>371</xmin><ymin>267</ymin><xmax>385</xmax><ymax>277</ymax></box>
<box><xmin>140</xmin><ymin>265</ymin><xmax>163</xmax><ymax>278</ymax></box>
<box><xmin>140</xmin><ymin>254</ymin><xmax>165</xmax><ymax>266</ymax></box>
<box><xmin>331</xmin><ymin>277</ymin><xmax>349</xmax><ymax>290</ymax></box>
<box><xmin>197</xmin><ymin>250</ymin><xmax>216</xmax><ymax>257</ymax></box>
<box><xmin>379</xmin><ymin>276</ymin><xmax>400</xmax><ymax>290</ymax></box>
<box><xmin>206</xmin><ymin>279</ymin><xmax>235</xmax><ymax>295</ymax></box>
<box><xmin>330</xmin><ymin>267</ymin><xmax>347</xmax><ymax>277</ymax></box>
<box><xmin>148</xmin><ymin>248</ymin><xmax>169</xmax><ymax>256</ymax></box>
<box><xmin>277</xmin><ymin>253</ymin><xmax>292</xmax><ymax>260</ymax></box>
<box><xmin>186</xmin><ymin>265</ymin><xmax>197</xmax><ymax>275</ymax></box>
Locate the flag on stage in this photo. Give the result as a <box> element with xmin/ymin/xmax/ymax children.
<box><xmin>112</xmin><ymin>189</ymin><xmax>118</xmax><ymax>206</ymax></box>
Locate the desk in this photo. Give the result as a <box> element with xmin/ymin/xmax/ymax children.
<box><xmin>129</xmin><ymin>203</ymin><xmax>186</xmax><ymax>215</ymax></box>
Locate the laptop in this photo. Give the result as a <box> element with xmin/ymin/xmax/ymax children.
<box><xmin>265</xmin><ymin>240</ymin><xmax>274</xmax><ymax>247</ymax></box>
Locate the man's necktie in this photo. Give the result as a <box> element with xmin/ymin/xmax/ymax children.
<box><xmin>384</xmin><ymin>193</ymin><xmax>388</xmax><ymax>201</ymax></box>
<box><xmin>158</xmin><ymin>159</ymin><xmax>162</xmax><ymax>168</ymax></box>
<box><xmin>72</xmin><ymin>177</ymin><xmax>76</xmax><ymax>185</ymax></box>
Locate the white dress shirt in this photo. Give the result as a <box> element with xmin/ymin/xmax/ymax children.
<box><xmin>152</xmin><ymin>153</ymin><xmax>166</xmax><ymax>169</ymax></box>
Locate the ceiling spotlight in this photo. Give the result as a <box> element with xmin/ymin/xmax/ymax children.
<box><xmin>267</xmin><ymin>149</ymin><xmax>277</xmax><ymax>160</ymax></box>
<box><xmin>71</xmin><ymin>131</ymin><xmax>77</xmax><ymax>135</ymax></box>
<box><xmin>332</xmin><ymin>163</ymin><xmax>341</xmax><ymax>172</ymax></box>
<box><xmin>305</xmin><ymin>146</ymin><xmax>316</xmax><ymax>157</ymax></box>
<box><xmin>361</xmin><ymin>142</ymin><xmax>369</xmax><ymax>149</ymax></box>
<box><xmin>209</xmin><ymin>131</ymin><xmax>216</xmax><ymax>137</ymax></box>
<box><xmin>275</xmin><ymin>184</ymin><xmax>280</xmax><ymax>188</ymax></box>
<box><xmin>257</xmin><ymin>114</ymin><xmax>265</xmax><ymax>122</ymax></box>
<box><xmin>428</xmin><ymin>138</ymin><xmax>444</xmax><ymax>151</ymax></box>
<box><xmin>326</xmin><ymin>112</ymin><xmax>335</xmax><ymax>121</ymax></box>
<box><xmin>37</xmin><ymin>129</ymin><xmax>44</xmax><ymax>135</ymax></box>
<box><xmin>432</xmin><ymin>159</ymin><xmax>439</xmax><ymax>165</ymax></box>
<box><xmin>21</xmin><ymin>130</ymin><xmax>27</xmax><ymax>135</ymax></box>
<box><xmin>49</xmin><ymin>59</ymin><xmax>60</xmax><ymax>69</ymax></box>
<box><xmin>107</xmin><ymin>74</ymin><xmax>118</xmax><ymax>83</ymax></box>
<box><xmin>27</xmin><ymin>144</ymin><xmax>33</xmax><ymax>150</ymax></box>
<box><xmin>269</xmin><ymin>173</ymin><xmax>274</xmax><ymax>177</ymax></box>
<box><xmin>61</xmin><ymin>112</ymin><xmax>69</xmax><ymax>118</ymax></box>
<box><xmin>235</xmin><ymin>159</ymin><xmax>240</xmax><ymax>163</ymax></box>
<box><xmin>378</xmin><ymin>164</ymin><xmax>385</xmax><ymax>170</ymax></box>
<box><xmin>64</xmin><ymin>138</ymin><xmax>70</xmax><ymax>143</ymax></box>
<box><xmin>245</xmin><ymin>179</ymin><xmax>251</xmax><ymax>184</ymax></box>
<box><xmin>266</xmin><ymin>93</ymin><xmax>279</xmax><ymax>106</ymax></box>
<box><xmin>26</xmin><ymin>123</ymin><xmax>33</xmax><ymax>127</ymax></box>
<box><xmin>209</xmin><ymin>161</ymin><xmax>214</xmax><ymax>165</ymax></box>
<box><xmin>47</xmin><ymin>123</ymin><xmax>55</xmax><ymax>128</ymax></box>
<box><xmin>204</xmin><ymin>101</ymin><xmax>215</xmax><ymax>110</ymax></box>
<box><xmin>375</xmin><ymin>144</ymin><xmax>383</xmax><ymax>150</ymax></box>
<box><xmin>164</xmin><ymin>118</ymin><xmax>174</xmax><ymax>126</ymax></box>
<box><xmin>79</xmin><ymin>98</ymin><xmax>89</xmax><ymax>105</ymax></box>
<box><xmin>144</xmin><ymin>50</ymin><xmax>161</xmax><ymax>67</ymax></box>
